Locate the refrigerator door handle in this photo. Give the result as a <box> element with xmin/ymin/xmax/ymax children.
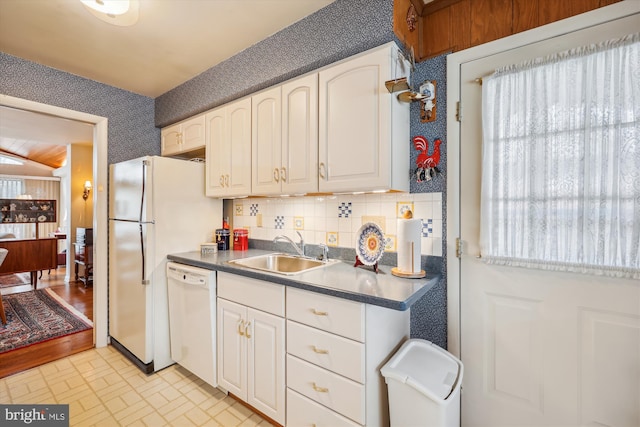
<box><xmin>140</xmin><ymin>224</ymin><xmax>150</xmax><ymax>285</ymax></box>
<box><xmin>140</xmin><ymin>159</ymin><xmax>150</xmax><ymax>223</ymax></box>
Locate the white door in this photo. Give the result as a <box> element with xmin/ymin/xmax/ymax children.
<box><xmin>246</xmin><ymin>307</ymin><xmax>285</xmax><ymax>424</ymax></box>
<box><xmin>109</xmin><ymin>219</ymin><xmax>153</xmax><ymax>363</ymax></box>
<box><xmin>217</xmin><ymin>298</ymin><xmax>247</xmax><ymax>399</ymax></box>
<box><xmin>282</xmin><ymin>73</ymin><xmax>318</xmax><ymax>195</ymax></box>
<box><xmin>252</xmin><ymin>87</ymin><xmax>282</xmax><ymax>195</ymax></box>
<box><xmin>318</xmin><ymin>46</ymin><xmax>391</xmax><ymax>193</ymax></box>
<box><xmin>180</xmin><ymin>115</ymin><xmax>205</xmax><ymax>152</ymax></box>
<box><xmin>205</xmin><ymin>107</ymin><xmax>228</xmax><ymax>197</ymax></box>
<box><xmin>228</xmin><ymin>98</ymin><xmax>252</xmax><ymax>197</ymax></box>
<box><xmin>161</xmin><ymin>123</ymin><xmax>182</xmax><ymax>156</ymax></box>
<box><xmin>458</xmin><ymin>15</ymin><xmax>640</xmax><ymax>427</ymax></box>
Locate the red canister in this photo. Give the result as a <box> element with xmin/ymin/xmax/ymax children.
<box><xmin>233</xmin><ymin>228</ymin><xmax>249</xmax><ymax>251</ymax></box>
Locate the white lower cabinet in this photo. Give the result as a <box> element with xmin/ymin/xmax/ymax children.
<box><xmin>287</xmin><ymin>388</ymin><xmax>360</xmax><ymax>427</ymax></box>
<box><xmin>286</xmin><ymin>287</ymin><xmax>410</xmax><ymax>426</ymax></box>
<box><xmin>216</xmin><ymin>273</ymin><xmax>410</xmax><ymax>427</ymax></box>
<box><xmin>217</xmin><ymin>273</ymin><xmax>285</xmax><ymax>424</ymax></box>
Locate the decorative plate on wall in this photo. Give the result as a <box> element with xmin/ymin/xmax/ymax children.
<box><xmin>355</xmin><ymin>222</ymin><xmax>385</xmax><ymax>266</ymax></box>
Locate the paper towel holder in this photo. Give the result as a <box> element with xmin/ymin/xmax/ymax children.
<box><xmin>391</xmin><ymin>242</ymin><xmax>426</xmax><ymax>278</ymax></box>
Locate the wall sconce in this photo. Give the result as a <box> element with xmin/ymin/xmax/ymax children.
<box><xmin>83</xmin><ymin>180</ymin><xmax>92</xmax><ymax>201</ymax></box>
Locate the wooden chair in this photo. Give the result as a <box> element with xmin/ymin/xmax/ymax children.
<box><xmin>0</xmin><ymin>248</ymin><xmax>8</xmax><ymax>324</ymax></box>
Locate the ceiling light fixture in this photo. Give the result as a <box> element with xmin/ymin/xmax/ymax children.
<box><xmin>80</xmin><ymin>0</ymin><xmax>139</xmax><ymax>26</ymax></box>
<box><xmin>80</xmin><ymin>0</ymin><xmax>129</xmax><ymax>16</ymax></box>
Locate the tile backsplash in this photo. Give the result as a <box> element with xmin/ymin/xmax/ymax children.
<box><xmin>232</xmin><ymin>192</ymin><xmax>442</xmax><ymax>257</ymax></box>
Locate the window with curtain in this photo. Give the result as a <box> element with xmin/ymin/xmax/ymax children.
<box><xmin>480</xmin><ymin>33</ymin><xmax>639</xmax><ymax>279</ymax></box>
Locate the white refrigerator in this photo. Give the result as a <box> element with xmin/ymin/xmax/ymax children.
<box><xmin>108</xmin><ymin>156</ymin><xmax>221</xmax><ymax>373</ymax></box>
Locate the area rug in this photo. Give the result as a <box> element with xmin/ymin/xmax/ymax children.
<box><xmin>0</xmin><ymin>272</ymin><xmax>31</xmax><ymax>288</ymax></box>
<box><xmin>0</xmin><ymin>288</ymin><xmax>93</xmax><ymax>353</ymax></box>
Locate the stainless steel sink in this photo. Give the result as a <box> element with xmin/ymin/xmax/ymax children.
<box><xmin>227</xmin><ymin>253</ymin><xmax>338</xmax><ymax>276</ymax></box>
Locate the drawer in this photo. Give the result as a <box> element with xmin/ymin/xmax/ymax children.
<box><xmin>286</xmin><ymin>287</ymin><xmax>364</xmax><ymax>342</ymax></box>
<box><xmin>287</xmin><ymin>388</ymin><xmax>360</xmax><ymax>427</ymax></box>
<box><xmin>287</xmin><ymin>355</ymin><xmax>365</xmax><ymax>425</ymax></box>
<box><xmin>218</xmin><ymin>271</ymin><xmax>284</xmax><ymax>316</ymax></box>
<box><xmin>287</xmin><ymin>320</ymin><xmax>364</xmax><ymax>383</ymax></box>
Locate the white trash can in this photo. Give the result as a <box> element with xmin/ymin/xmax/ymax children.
<box><xmin>381</xmin><ymin>339</ymin><xmax>463</xmax><ymax>427</ymax></box>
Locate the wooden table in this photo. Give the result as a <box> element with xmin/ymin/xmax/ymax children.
<box><xmin>0</xmin><ymin>238</ymin><xmax>57</xmax><ymax>289</ymax></box>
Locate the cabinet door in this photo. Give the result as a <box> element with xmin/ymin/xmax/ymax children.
<box><xmin>247</xmin><ymin>308</ymin><xmax>285</xmax><ymax>425</ymax></box>
<box><xmin>206</xmin><ymin>99</ymin><xmax>251</xmax><ymax>197</ymax></box>
<box><xmin>319</xmin><ymin>46</ymin><xmax>393</xmax><ymax>192</ymax></box>
<box><xmin>217</xmin><ymin>298</ymin><xmax>247</xmax><ymax>399</ymax></box>
<box><xmin>161</xmin><ymin>123</ymin><xmax>182</xmax><ymax>156</ymax></box>
<box><xmin>180</xmin><ymin>115</ymin><xmax>206</xmax><ymax>152</ymax></box>
<box><xmin>205</xmin><ymin>107</ymin><xmax>228</xmax><ymax>196</ymax></box>
<box><xmin>282</xmin><ymin>73</ymin><xmax>318</xmax><ymax>195</ymax></box>
<box><xmin>227</xmin><ymin>98</ymin><xmax>252</xmax><ymax>197</ymax></box>
<box><xmin>252</xmin><ymin>87</ymin><xmax>282</xmax><ymax>195</ymax></box>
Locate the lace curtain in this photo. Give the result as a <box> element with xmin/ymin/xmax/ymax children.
<box><xmin>480</xmin><ymin>33</ymin><xmax>640</xmax><ymax>279</ymax></box>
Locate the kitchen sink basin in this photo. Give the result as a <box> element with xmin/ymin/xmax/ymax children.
<box><xmin>227</xmin><ymin>253</ymin><xmax>338</xmax><ymax>276</ymax></box>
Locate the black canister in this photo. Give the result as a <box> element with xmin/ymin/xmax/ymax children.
<box><xmin>216</xmin><ymin>228</ymin><xmax>230</xmax><ymax>251</ymax></box>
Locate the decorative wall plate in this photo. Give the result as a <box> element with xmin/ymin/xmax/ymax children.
<box><xmin>355</xmin><ymin>222</ymin><xmax>385</xmax><ymax>266</ymax></box>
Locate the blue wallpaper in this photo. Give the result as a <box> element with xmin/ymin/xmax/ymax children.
<box><xmin>408</xmin><ymin>55</ymin><xmax>448</xmax><ymax>348</ymax></box>
<box><xmin>0</xmin><ymin>52</ymin><xmax>159</xmax><ymax>164</ymax></box>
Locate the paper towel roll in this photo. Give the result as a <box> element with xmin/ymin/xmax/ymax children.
<box><xmin>397</xmin><ymin>218</ymin><xmax>422</xmax><ymax>273</ymax></box>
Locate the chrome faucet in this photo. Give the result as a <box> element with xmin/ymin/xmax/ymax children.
<box><xmin>273</xmin><ymin>231</ymin><xmax>305</xmax><ymax>257</ymax></box>
<box><xmin>317</xmin><ymin>243</ymin><xmax>329</xmax><ymax>262</ymax></box>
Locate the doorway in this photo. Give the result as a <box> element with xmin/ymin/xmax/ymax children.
<box><xmin>0</xmin><ymin>94</ymin><xmax>109</xmax><ymax>349</ymax></box>
<box><xmin>447</xmin><ymin>3</ymin><xmax>640</xmax><ymax>426</ymax></box>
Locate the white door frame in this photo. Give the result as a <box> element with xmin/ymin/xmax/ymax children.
<box><xmin>445</xmin><ymin>0</ymin><xmax>640</xmax><ymax>357</ymax></box>
<box><xmin>0</xmin><ymin>94</ymin><xmax>109</xmax><ymax>348</ymax></box>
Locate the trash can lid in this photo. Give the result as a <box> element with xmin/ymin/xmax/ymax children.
<box><xmin>381</xmin><ymin>339</ymin><xmax>463</xmax><ymax>401</ymax></box>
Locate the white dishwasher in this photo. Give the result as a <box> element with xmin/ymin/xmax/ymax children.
<box><xmin>167</xmin><ymin>262</ymin><xmax>217</xmax><ymax>387</ymax></box>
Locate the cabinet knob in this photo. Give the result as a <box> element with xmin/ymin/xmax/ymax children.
<box><xmin>312</xmin><ymin>382</ymin><xmax>329</xmax><ymax>393</ymax></box>
<box><xmin>237</xmin><ymin>320</ymin><xmax>245</xmax><ymax>336</ymax></box>
<box><xmin>311</xmin><ymin>345</ymin><xmax>329</xmax><ymax>354</ymax></box>
<box><xmin>318</xmin><ymin>162</ymin><xmax>326</xmax><ymax>179</ymax></box>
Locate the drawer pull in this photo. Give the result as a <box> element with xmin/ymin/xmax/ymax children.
<box><xmin>238</xmin><ymin>320</ymin><xmax>245</xmax><ymax>336</ymax></box>
<box><xmin>312</xmin><ymin>382</ymin><xmax>329</xmax><ymax>393</ymax></box>
<box><xmin>311</xmin><ymin>308</ymin><xmax>328</xmax><ymax>316</ymax></box>
<box><xmin>311</xmin><ymin>345</ymin><xmax>329</xmax><ymax>354</ymax></box>
<box><xmin>245</xmin><ymin>321</ymin><xmax>252</xmax><ymax>339</ymax></box>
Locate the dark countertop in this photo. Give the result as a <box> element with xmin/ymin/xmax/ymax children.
<box><xmin>167</xmin><ymin>249</ymin><xmax>440</xmax><ymax>311</ymax></box>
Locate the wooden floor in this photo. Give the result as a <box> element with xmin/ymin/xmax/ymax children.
<box><xmin>0</xmin><ymin>267</ymin><xmax>94</xmax><ymax>379</ymax></box>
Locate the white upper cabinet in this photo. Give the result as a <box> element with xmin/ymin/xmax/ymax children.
<box><xmin>161</xmin><ymin>114</ymin><xmax>206</xmax><ymax>157</ymax></box>
<box><xmin>318</xmin><ymin>42</ymin><xmax>410</xmax><ymax>193</ymax></box>
<box><xmin>252</xmin><ymin>74</ymin><xmax>318</xmax><ymax>196</ymax></box>
<box><xmin>205</xmin><ymin>98</ymin><xmax>252</xmax><ymax>197</ymax></box>
<box><xmin>252</xmin><ymin>87</ymin><xmax>282</xmax><ymax>195</ymax></box>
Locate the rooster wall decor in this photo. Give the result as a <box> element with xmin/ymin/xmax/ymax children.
<box><xmin>413</xmin><ymin>135</ymin><xmax>442</xmax><ymax>182</ymax></box>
